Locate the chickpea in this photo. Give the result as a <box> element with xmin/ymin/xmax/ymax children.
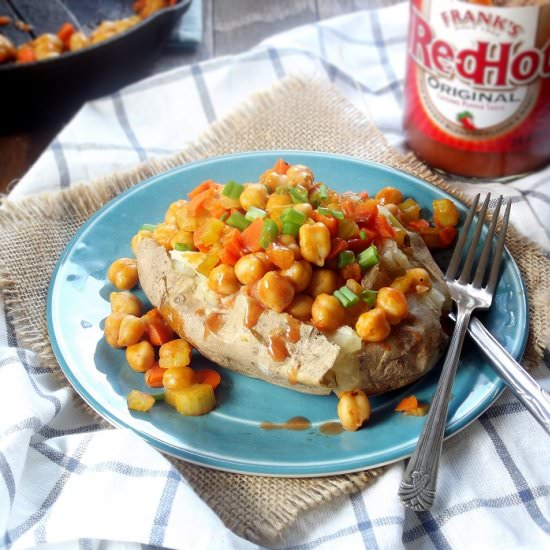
<box><xmin>376</xmin><ymin>287</ymin><xmax>408</xmax><ymax>325</ymax></box>
<box><xmin>153</xmin><ymin>223</ymin><xmax>178</xmax><ymax>250</ymax></box>
<box><xmin>175</xmin><ymin>203</ymin><xmax>198</xmax><ymax>232</ymax></box>
<box><xmin>108</xmin><ymin>258</ymin><xmax>139</xmax><ymax>290</ymax></box>
<box><xmin>337</xmin><ymin>390</ymin><xmax>371</xmax><ymax>431</ymax></box>
<box><xmin>170</xmin><ymin>230</ymin><xmax>195</xmax><ymax>251</ymax></box>
<box><xmin>266</xmin><ymin>243</ymin><xmax>295</xmax><ymax>270</ymax></box>
<box><xmin>131</xmin><ymin>230</ymin><xmax>153</xmax><ymax>256</ymax></box>
<box><xmin>0</xmin><ymin>35</ymin><xmax>16</xmax><ymax>63</ymax></box>
<box><xmin>208</xmin><ymin>264</ymin><xmax>241</xmax><ymax>295</ymax></box>
<box><xmin>280</xmin><ymin>260</ymin><xmax>312</xmax><ymax>292</ymax></box>
<box><xmin>308</xmin><ymin>269</ymin><xmax>339</xmax><ymax>297</ymax></box>
<box><xmin>126</xmin><ymin>341</ymin><xmax>155</xmax><ymax>372</ymax></box>
<box><xmin>159</xmin><ymin>339</ymin><xmax>192</xmax><ymax>369</ymax></box>
<box><xmin>162</xmin><ymin>367</ymin><xmax>196</xmax><ymax>390</ymax></box>
<box><xmin>293</xmin><ymin>202</ymin><xmax>313</xmax><ymax>218</ymax></box>
<box><xmin>104</xmin><ymin>313</ymin><xmax>125</xmax><ymax>348</ymax></box>
<box><xmin>260</xmin><ymin>169</ymin><xmax>288</xmax><ymax>191</ymax></box>
<box><xmin>311</xmin><ymin>294</ymin><xmax>345</xmax><ymax>331</ymax></box>
<box><xmin>239</xmin><ymin>183</ymin><xmax>269</xmax><ymax>211</ymax></box>
<box><xmin>69</xmin><ymin>32</ymin><xmax>89</xmax><ymax>52</ymax></box>
<box><xmin>117</xmin><ymin>315</ymin><xmax>146</xmax><ymax>347</ymax></box>
<box><xmin>299</xmin><ymin>223</ymin><xmax>331</xmax><ymax>267</ymax></box>
<box><xmin>234</xmin><ymin>254</ymin><xmax>268</xmax><ymax>285</ymax></box>
<box><xmin>345</xmin><ymin>279</ymin><xmax>363</xmax><ymax>296</ymax></box>
<box><xmin>110</xmin><ymin>291</ymin><xmax>142</xmax><ymax>316</ymax></box>
<box><xmin>278</xmin><ymin>235</ymin><xmax>301</xmax><ymax>260</ymax></box>
<box><xmin>375</xmin><ymin>186</ymin><xmax>404</xmax><ymax>205</ymax></box>
<box><xmin>355</xmin><ymin>308</ymin><xmax>391</xmax><ymax>342</ymax></box>
<box><xmin>165</xmin><ymin>199</ymin><xmax>187</xmax><ymax>225</ymax></box>
<box><xmin>257</xmin><ymin>271</ymin><xmax>295</xmax><ymax>313</ymax></box>
<box><xmin>286</xmin><ymin>294</ymin><xmax>314</xmax><ymax>322</ymax></box>
<box><xmin>33</xmin><ymin>34</ymin><xmax>63</xmax><ymax>61</ymax></box>
<box><xmin>406</xmin><ymin>267</ymin><xmax>432</xmax><ymax>294</ymax></box>
<box><xmin>286</xmin><ymin>165</ymin><xmax>314</xmax><ymax>189</ymax></box>
<box><xmin>266</xmin><ymin>193</ymin><xmax>293</xmax><ymax>220</ymax></box>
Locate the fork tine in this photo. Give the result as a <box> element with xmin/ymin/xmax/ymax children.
<box><xmin>458</xmin><ymin>194</ymin><xmax>491</xmax><ymax>284</ymax></box>
<box><xmin>485</xmin><ymin>198</ymin><xmax>511</xmax><ymax>295</ymax></box>
<box><xmin>472</xmin><ymin>196</ymin><xmax>503</xmax><ymax>288</ymax></box>
<box><xmin>446</xmin><ymin>193</ymin><xmax>480</xmax><ymax>280</ymax></box>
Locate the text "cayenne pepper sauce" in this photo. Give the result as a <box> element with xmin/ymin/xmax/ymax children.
<box><xmin>404</xmin><ymin>0</ymin><xmax>550</xmax><ymax>179</ymax></box>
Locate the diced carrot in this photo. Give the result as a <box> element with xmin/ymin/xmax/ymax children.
<box><xmin>17</xmin><ymin>45</ymin><xmax>36</xmax><ymax>64</ymax></box>
<box><xmin>312</xmin><ymin>211</ymin><xmax>339</xmax><ymax>238</ymax></box>
<box><xmin>188</xmin><ymin>188</ymin><xmax>217</xmax><ymax>216</ymax></box>
<box><xmin>273</xmin><ymin>159</ymin><xmax>290</xmax><ymax>175</ymax></box>
<box><xmin>57</xmin><ymin>22</ymin><xmax>75</xmax><ymax>47</ymax></box>
<box><xmin>0</xmin><ymin>15</ymin><xmax>11</xmax><ymax>26</ymax></box>
<box><xmin>407</xmin><ymin>219</ymin><xmax>430</xmax><ymax>231</ymax></box>
<box><xmin>168</xmin><ymin>0</ymin><xmax>178</xmax><ymax>5</ymax></box>
<box><xmin>240</xmin><ymin>218</ymin><xmax>264</xmax><ymax>253</ymax></box>
<box><xmin>327</xmin><ymin>237</ymin><xmax>348</xmax><ymax>260</ymax></box>
<box><xmin>438</xmin><ymin>225</ymin><xmax>458</xmax><ymax>248</ymax></box>
<box><xmin>395</xmin><ymin>395</ymin><xmax>418</xmax><ymax>412</ymax></box>
<box><xmin>188</xmin><ymin>179</ymin><xmax>218</xmax><ymax>199</ymax></box>
<box><xmin>354</xmin><ymin>199</ymin><xmax>378</xmax><ymax>226</ymax></box>
<box><xmin>145</xmin><ymin>365</ymin><xmax>165</xmax><ymax>388</ymax></box>
<box><xmin>195</xmin><ymin>369</ymin><xmax>221</xmax><ymax>390</ymax></box>
<box><xmin>142</xmin><ymin>309</ymin><xmax>174</xmax><ymax>346</ymax></box>
<box><xmin>374</xmin><ymin>214</ymin><xmax>395</xmax><ymax>239</ymax></box>
<box><xmin>133</xmin><ymin>0</ymin><xmax>146</xmax><ymax>12</ymax></box>
<box><xmin>219</xmin><ymin>228</ymin><xmax>244</xmax><ymax>265</ymax></box>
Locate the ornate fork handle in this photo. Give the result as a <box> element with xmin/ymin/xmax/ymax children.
<box><xmin>398</xmin><ymin>305</ymin><xmax>472</xmax><ymax>511</ymax></box>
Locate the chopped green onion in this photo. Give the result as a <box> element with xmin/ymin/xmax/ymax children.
<box><xmin>311</xmin><ymin>183</ymin><xmax>329</xmax><ymax>207</ymax></box>
<box><xmin>358</xmin><ymin>245</ymin><xmax>379</xmax><ymax>269</ymax></box>
<box><xmin>245</xmin><ymin>206</ymin><xmax>267</xmax><ymax>221</ymax></box>
<box><xmin>220</xmin><ymin>212</ymin><xmax>229</xmax><ymax>222</ymax></box>
<box><xmin>275</xmin><ymin>186</ymin><xmax>288</xmax><ymax>195</ymax></box>
<box><xmin>360</xmin><ymin>290</ymin><xmax>378</xmax><ymax>306</ymax></box>
<box><xmin>174</xmin><ymin>243</ymin><xmax>192</xmax><ymax>252</ymax></box>
<box><xmin>259</xmin><ymin>219</ymin><xmax>279</xmax><ymax>249</ymax></box>
<box><xmin>317</xmin><ymin>206</ymin><xmax>344</xmax><ymax>219</ymax></box>
<box><xmin>318</xmin><ymin>206</ymin><xmax>332</xmax><ymax>216</ymax></box>
<box><xmin>222</xmin><ymin>180</ymin><xmax>244</xmax><ymax>199</ymax></box>
<box><xmin>334</xmin><ymin>286</ymin><xmax>359</xmax><ymax>308</ymax></box>
<box><xmin>337</xmin><ymin>250</ymin><xmax>356</xmax><ymax>268</ymax></box>
<box><xmin>289</xmin><ymin>185</ymin><xmax>309</xmax><ymax>204</ymax></box>
<box><xmin>140</xmin><ymin>224</ymin><xmax>157</xmax><ymax>232</ymax></box>
<box><xmin>330</xmin><ymin>209</ymin><xmax>345</xmax><ymax>220</ymax></box>
<box><xmin>359</xmin><ymin>230</ymin><xmax>367</xmax><ymax>240</ymax></box>
<box><xmin>281</xmin><ymin>208</ymin><xmax>307</xmax><ymax>226</ymax></box>
<box><xmin>152</xmin><ymin>392</ymin><xmax>165</xmax><ymax>402</ymax></box>
<box><xmin>282</xmin><ymin>221</ymin><xmax>300</xmax><ymax>237</ymax></box>
<box><xmin>226</xmin><ymin>212</ymin><xmax>251</xmax><ymax>231</ymax></box>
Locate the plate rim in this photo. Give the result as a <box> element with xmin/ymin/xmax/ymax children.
<box><xmin>46</xmin><ymin>150</ymin><xmax>528</xmax><ymax>476</ymax></box>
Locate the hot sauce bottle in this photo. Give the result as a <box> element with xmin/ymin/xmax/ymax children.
<box><xmin>404</xmin><ymin>0</ymin><xmax>550</xmax><ymax>178</ymax></box>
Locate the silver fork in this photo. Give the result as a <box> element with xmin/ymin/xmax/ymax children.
<box><xmin>398</xmin><ymin>193</ymin><xmax>512</xmax><ymax>512</ymax></box>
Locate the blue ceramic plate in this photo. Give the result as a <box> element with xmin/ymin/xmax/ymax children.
<box><xmin>47</xmin><ymin>151</ymin><xmax>528</xmax><ymax>476</ymax></box>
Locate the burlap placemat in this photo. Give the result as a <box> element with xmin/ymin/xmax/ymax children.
<box><xmin>1</xmin><ymin>75</ymin><xmax>549</xmax><ymax>546</ymax></box>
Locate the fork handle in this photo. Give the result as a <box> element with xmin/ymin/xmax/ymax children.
<box><xmin>467</xmin><ymin>316</ymin><xmax>550</xmax><ymax>435</ymax></box>
<box><xmin>398</xmin><ymin>306</ymin><xmax>472</xmax><ymax>512</ymax></box>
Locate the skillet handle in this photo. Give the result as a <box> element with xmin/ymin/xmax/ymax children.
<box><xmin>468</xmin><ymin>316</ymin><xmax>550</xmax><ymax>436</ymax></box>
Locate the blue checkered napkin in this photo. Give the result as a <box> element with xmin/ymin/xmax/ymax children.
<box><xmin>3</xmin><ymin>2</ymin><xmax>550</xmax><ymax>549</ymax></box>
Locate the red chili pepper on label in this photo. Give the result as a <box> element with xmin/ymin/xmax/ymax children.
<box><xmin>457</xmin><ymin>111</ymin><xmax>476</xmax><ymax>131</ymax></box>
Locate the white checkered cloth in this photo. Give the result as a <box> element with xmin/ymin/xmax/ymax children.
<box><xmin>2</xmin><ymin>3</ymin><xmax>550</xmax><ymax>549</ymax></box>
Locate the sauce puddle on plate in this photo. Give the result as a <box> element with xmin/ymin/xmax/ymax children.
<box><xmin>260</xmin><ymin>417</ymin><xmax>345</xmax><ymax>436</ymax></box>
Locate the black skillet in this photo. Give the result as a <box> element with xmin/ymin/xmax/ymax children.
<box><xmin>0</xmin><ymin>0</ymin><xmax>192</xmax><ymax>131</ymax></box>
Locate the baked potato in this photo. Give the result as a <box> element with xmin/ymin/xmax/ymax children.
<box><xmin>133</xmin><ymin>160</ymin><xmax>455</xmax><ymax>400</ymax></box>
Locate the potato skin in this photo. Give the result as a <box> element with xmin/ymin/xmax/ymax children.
<box><xmin>136</xmin><ymin>237</ymin><xmax>449</xmax><ymax>395</ymax></box>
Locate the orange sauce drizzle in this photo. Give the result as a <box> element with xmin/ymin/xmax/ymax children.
<box><xmin>245</xmin><ymin>297</ymin><xmax>264</xmax><ymax>329</ymax></box>
<box><xmin>268</xmin><ymin>333</ymin><xmax>289</xmax><ymax>362</ymax></box>
<box><xmin>260</xmin><ymin>416</ymin><xmax>311</xmax><ymax>431</ymax></box>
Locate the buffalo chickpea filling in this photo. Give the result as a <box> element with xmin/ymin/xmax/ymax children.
<box><xmin>107</xmin><ymin>160</ymin><xmax>458</xmax><ymax>430</ymax></box>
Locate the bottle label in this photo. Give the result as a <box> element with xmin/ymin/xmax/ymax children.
<box><xmin>406</xmin><ymin>0</ymin><xmax>550</xmax><ymax>151</ymax></box>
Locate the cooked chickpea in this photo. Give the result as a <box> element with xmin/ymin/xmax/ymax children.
<box><xmin>159</xmin><ymin>339</ymin><xmax>192</xmax><ymax>369</ymax></box>
<box><xmin>257</xmin><ymin>271</ymin><xmax>295</xmax><ymax>313</ymax></box>
<box><xmin>175</xmin><ymin>203</ymin><xmax>198</xmax><ymax>232</ymax></box>
<box><xmin>266</xmin><ymin>243</ymin><xmax>295</xmax><ymax>270</ymax></box>
<box><xmin>299</xmin><ymin>223</ymin><xmax>331</xmax><ymax>267</ymax></box>
<box><xmin>117</xmin><ymin>315</ymin><xmax>146</xmax><ymax>347</ymax></box>
<box><xmin>278</xmin><ymin>235</ymin><xmax>301</xmax><ymax>260</ymax></box>
<box><xmin>33</xmin><ymin>34</ymin><xmax>63</xmax><ymax>61</ymax></box>
<box><xmin>293</xmin><ymin>202</ymin><xmax>313</xmax><ymax>218</ymax></box>
<box><xmin>286</xmin><ymin>165</ymin><xmax>314</xmax><ymax>189</ymax></box>
<box><xmin>337</xmin><ymin>390</ymin><xmax>371</xmax><ymax>431</ymax></box>
<box><xmin>355</xmin><ymin>308</ymin><xmax>391</xmax><ymax>342</ymax></box>
<box><xmin>266</xmin><ymin>193</ymin><xmax>293</xmax><ymax>219</ymax></box>
<box><xmin>239</xmin><ymin>183</ymin><xmax>269</xmax><ymax>211</ymax></box>
<box><xmin>69</xmin><ymin>31</ymin><xmax>89</xmax><ymax>52</ymax></box>
<box><xmin>234</xmin><ymin>254</ymin><xmax>268</xmax><ymax>285</ymax></box>
<box><xmin>165</xmin><ymin>199</ymin><xmax>187</xmax><ymax>225</ymax></box>
<box><xmin>153</xmin><ymin>223</ymin><xmax>178</xmax><ymax>250</ymax></box>
<box><xmin>0</xmin><ymin>35</ymin><xmax>16</xmax><ymax>63</ymax></box>
<box><xmin>286</xmin><ymin>294</ymin><xmax>314</xmax><ymax>322</ymax></box>
<box><xmin>170</xmin><ymin>230</ymin><xmax>195</xmax><ymax>251</ymax></box>
<box><xmin>405</xmin><ymin>268</ymin><xmax>432</xmax><ymax>294</ymax></box>
<box><xmin>131</xmin><ymin>230</ymin><xmax>153</xmax><ymax>256</ymax></box>
<box><xmin>107</xmin><ymin>258</ymin><xmax>139</xmax><ymax>290</ymax></box>
<box><xmin>346</xmin><ymin>279</ymin><xmax>363</xmax><ymax>295</ymax></box>
<box><xmin>308</xmin><ymin>269</ymin><xmax>339</xmax><ymax>297</ymax></box>
<box><xmin>376</xmin><ymin>287</ymin><xmax>408</xmax><ymax>325</ymax></box>
<box><xmin>375</xmin><ymin>186</ymin><xmax>404</xmax><ymax>205</ymax></box>
<box><xmin>162</xmin><ymin>367</ymin><xmax>196</xmax><ymax>390</ymax></box>
<box><xmin>126</xmin><ymin>341</ymin><xmax>155</xmax><ymax>372</ymax></box>
<box><xmin>104</xmin><ymin>313</ymin><xmax>125</xmax><ymax>348</ymax></box>
<box><xmin>281</xmin><ymin>260</ymin><xmax>313</xmax><ymax>292</ymax></box>
<box><xmin>311</xmin><ymin>294</ymin><xmax>345</xmax><ymax>331</ymax></box>
<box><xmin>260</xmin><ymin>170</ymin><xmax>288</xmax><ymax>191</ymax></box>
<box><xmin>208</xmin><ymin>264</ymin><xmax>241</xmax><ymax>295</ymax></box>
<box><xmin>110</xmin><ymin>291</ymin><xmax>142</xmax><ymax>316</ymax></box>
